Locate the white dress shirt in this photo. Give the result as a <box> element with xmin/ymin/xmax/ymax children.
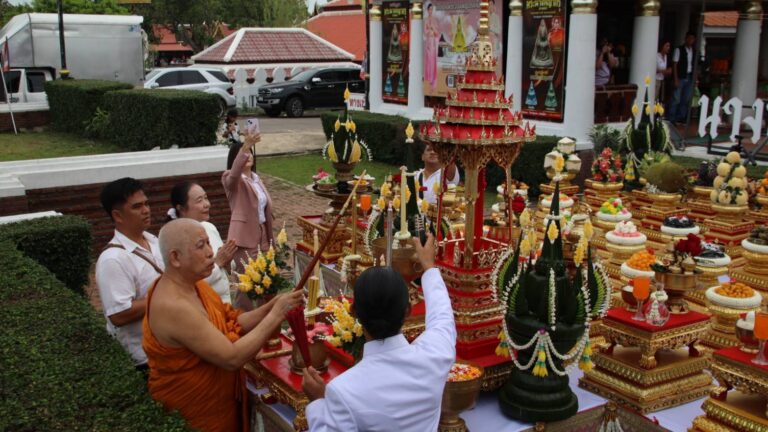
<box><xmin>95</xmin><ymin>230</ymin><xmax>164</xmax><ymax>365</ymax></box>
<box><xmin>243</xmin><ymin>173</ymin><xmax>268</xmax><ymax>224</ymax></box>
<box><xmin>202</xmin><ymin>221</ymin><xmax>231</xmax><ymax>304</ymax></box>
<box><xmin>306</xmin><ymin>268</ymin><xmax>456</xmax><ymax>431</ymax></box>
<box><xmin>656</xmin><ymin>53</ymin><xmax>667</xmax><ymax>80</ymax></box>
<box><xmin>419</xmin><ymin>168</ymin><xmax>460</xmax><ymax>205</ymax></box>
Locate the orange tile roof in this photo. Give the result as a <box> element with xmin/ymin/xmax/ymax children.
<box><xmin>704</xmin><ymin>11</ymin><xmax>738</xmax><ymax>27</ymax></box>
<box><xmin>307</xmin><ymin>10</ymin><xmax>366</xmax><ymax>61</ymax></box>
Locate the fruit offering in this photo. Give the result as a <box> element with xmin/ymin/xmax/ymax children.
<box><xmin>715</xmin><ymin>282</ymin><xmax>754</xmax><ymax>299</ymax></box>
<box><xmin>599</xmin><ymin>198</ymin><xmax>629</xmax><ymax>215</ymax></box>
<box><xmin>447</xmin><ymin>363</ymin><xmax>482</xmax><ymax>382</ymax></box>
<box><xmin>627</xmin><ymin>250</ymin><xmax>657</xmax><ymax>271</ymax></box>
<box><xmin>748</xmin><ymin>225</ymin><xmax>768</xmax><ymax>245</ymax></box>
<box><xmin>757</xmin><ymin>171</ymin><xmax>768</xmax><ymax>196</ymax></box>
<box><xmin>710</xmin><ymin>151</ymin><xmax>749</xmax><ymax>206</ymax></box>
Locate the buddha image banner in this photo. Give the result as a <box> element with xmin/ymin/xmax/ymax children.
<box><xmin>522</xmin><ymin>0</ymin><xmax>566</xmax><ymax>122</ymax></box>
<box><xmin>382</xmin><ymin>0</ymin><xmax>410</xmax><ymax>105</ymax></box>
<box><xmin>422</xmin><ymin>0</ymin><xmax>503</xmax><ymax>99</ymax></box>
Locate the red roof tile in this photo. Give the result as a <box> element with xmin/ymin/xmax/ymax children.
<box><xmin>194</xmin><ymin>29</ymin><xmax>354</xmax><ymax>64</ymax></box>
<box><xmin>307</xmin><ymin>11</ymin><xmax>366</xmax><ymax>61</ymax></box>
<box><xmin>321</xmin><ymin>0</ymin><xmax>364</xmax><ymax>11</ymax></box>
<box><xmin>704</xmin><ymin>11</ymin><xmax>738</xmax><ymax>27</ymax></box>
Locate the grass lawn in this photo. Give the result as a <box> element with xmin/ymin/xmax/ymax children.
<box><xmin>0</xmin><ymin>131</ymin><xmax>123</xmax><ymax>162</ymax></box>
<box><xmin>671</xmin><ymin>155</ymin><xmax>765</xmax><ymax>179</ymax></box>
<box><xmin>257</xmin><ymin>153</ymin><xmax>401</xmax><ymax>187</ymax></box>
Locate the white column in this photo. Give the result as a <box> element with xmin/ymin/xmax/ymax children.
<box><xmin>407</xmin><ymin>1</ymin><xmax>425</xmax><ymax>117</ymax></box>
<box><xmin>731</xmin><ymin>1</ymin><xmax>762</xmax><ymax>117</ymax></box>
<box><xmin>629</xmin><ymin>1</ymin><xmax>661</xmax><ymax>109</ymax></box>
<box><xmin>369</xmin><ymin>5</ymin><xmax>383</xmax><ymax>110</ymax></box>
<box><xmin>505</xmin><ymin>0</ymin><xmax>523</xmax><ymax>112</ymax></box>
<box><xmin>563</xmin><ymin>0</ymin><xmax>598</xmax><ymax>144</ymax></box>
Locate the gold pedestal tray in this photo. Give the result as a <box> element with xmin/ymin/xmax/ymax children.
<box><xmin>539</xmin><ymin>182</ymin><xmax>580</xmax><ymax>197</ymax></box>
<box><xmin>691</xmin><ymin>394</ymin><xmax>768</xmax><ymax>432</ymax></box>
<box><xmin>690</xmin><ymin>346</ymin><xmax>768</xmax><ymax>431</ymax></box>
<box><xmin>606</xmin><ymin>241</ymin><xmax>645</xmax><ymax>266</ymax></box>
<box><xmin>730</xmin><ymin>269</ymin><xmax>768</xmax><ymax>304</ymax></box>
<box><xmin>579</xmin><ymin>346</ymin><xmax>712</xmax><ymax>414</ymax></box>
<box><xmin>701</xmin><ymin>301</ymin><xmax>761</xmax><ymax>351</ymax></box>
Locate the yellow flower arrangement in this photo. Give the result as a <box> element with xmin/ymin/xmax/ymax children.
<box><xmin>236</xmin><ymin>239</ymin><xmax>292</xmax><ymax>302</ymax></box>
<box><xmin>323</xmin><ymin>297</ymin><xmax>365</xmax><ymax>360</ymax></box>
<box><xmin>631</xmin><ymin>104</ymin><xmax>639</xmax><ymax>116</ymax></box>
<box><xmin>546</xmin><ymin>221</ymin><xmax>559</xmax><ymax>243</ymax></box>
<box><xmin>553</xmin><ymin>154</ymin><xmax>565</xmax><ymax>174</ymax></box>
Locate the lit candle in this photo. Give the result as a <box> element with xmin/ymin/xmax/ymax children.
<box><xmin>307</xmin><ymin>276</ymin><xmax>319</xmax><ymax>326</ymax></box>
<box><xmin>313</xmin><ymin>229</ymin><xmax>320</xmax><ymax>279</ymax></box>
<box><xmin>396</xmin><ymin>166</ymin><xmax>410</xmax><ymax>240</ymax></box>
<box><xmin>386</xmin><ymin>201</ymin><xmax>394</xmax><ymax>266</ymax></box>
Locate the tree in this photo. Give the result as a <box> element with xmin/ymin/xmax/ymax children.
<box><xmin>26</xmin><ymin>0</ymin><xmax>129</xmax><ymax>15</ymax></box>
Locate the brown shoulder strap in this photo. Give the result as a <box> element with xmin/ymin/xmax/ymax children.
<box><xmin>104</xmin><ymin>243</ymin><xmax>164</xmax><ymax>275</ymax></box>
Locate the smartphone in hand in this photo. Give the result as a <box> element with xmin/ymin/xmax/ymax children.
<box><xmin>245</xmin><ymin>118</ymin><xmax>260</xmax><ymax>135</ymax></box>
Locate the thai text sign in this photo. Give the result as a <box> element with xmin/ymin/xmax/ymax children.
<box><xmin>698</xmin><ymin>95</ymin><xmax>766</xmax><ymax>142</ymax></box>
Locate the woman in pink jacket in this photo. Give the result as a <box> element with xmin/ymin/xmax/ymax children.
<box><xmin>222</xmin><ymin>134</ymin><xmax>275</xmax><ymax>310</ymax></box>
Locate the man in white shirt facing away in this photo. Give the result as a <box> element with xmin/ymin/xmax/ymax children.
<box><xmin>419</xmin><ymin>143</ymin><xmax>460</xmax><ymax>205</ymax></box>
<box><xmin>95</xmin><ymin>177</ymin><xmax>165</xmax><ymax>370</ymax></box>
<box><xmin>302</xmin><ymin>233</ymin><xmax>456</xmax><ymax>431</ymax></box>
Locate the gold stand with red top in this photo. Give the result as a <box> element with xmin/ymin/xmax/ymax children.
<box><xmin>690</xmin><ymin>346</ymin><xmax>768</xmax><ymax>431</ymax></box>
<box><xmin>579</xmin><ymin>307</ymin><xmax>712</xmax><ymax>413</ymax></box>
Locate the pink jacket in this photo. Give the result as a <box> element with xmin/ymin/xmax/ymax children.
<box><xmin>222</xmin><ymin>151</ymin><xmax>274</xmax><ymax>249</ymax></box>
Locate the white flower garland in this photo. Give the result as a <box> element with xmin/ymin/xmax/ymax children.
<box><xmin>362</xmin><ymin>208</ymin><xmax>381</xmax><ymax>258</ymax></box>
<box><xmin>593</xmin><ymin>259</ymin><xmax>612</xmax><ymax>317</ymax></box>
<box><xmin>490</xmin><ymin>245</ymin><xmax>519</xmax><ymax>303</ymax></box>
<box><xmin>548</xmin><ymin>269</ymin><xmax>557</xmax><ymax>330</ymax></box>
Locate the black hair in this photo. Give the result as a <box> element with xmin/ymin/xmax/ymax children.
<box><xmin>427</xmin><ymin>3</ymin><xmax>433</xmax><ymax>10</ymax></box>
<box><xmin>100</xmin><ymin>177</ymin><xmax>145</xmax><ymax>220</ymax></box>
<box><xmin>685</xmin><ymin>31</ymin><xmax>696</xmax><ymax>39</ymax></box>
<box><xmin>168</xmin><ymin>181</ymin><xmax>197</xmax><ymax>221</ymax></box>
<box><xmin>353</xmin><ymin>267</ymin><xmax>410</xmax><ymax>340</ymax></box>
<box><xmin>227</xmin><ymin>141</ymin><xmax>257</xmax><ymax>172</ymax></box>
<box><xmin>226</xmin><ymin>108</ymin><xmax>238</xmax><ymax>121</ymax></box>
<box><xmin>659</xmin><ymin>40</ymin><xmax>670</xmax><ymax>51</ymax></box>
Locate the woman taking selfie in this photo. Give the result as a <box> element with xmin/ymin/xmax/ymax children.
<box><xmin>222</xmin><ymin>133</ymin><xmax>275</xmax><ymax>310</ymax></box>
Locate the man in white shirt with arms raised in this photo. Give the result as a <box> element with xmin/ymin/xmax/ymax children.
<box><xmin>419</xmin><ymin>143</ymin><xmax>459</xmax><ymax>205</ymax></box>
<box><xmin>96</xmin><ymin>177</ymin><xmax>165</xmax><ymax>371</ymax></box>
<box><xmin>302</xmin><ymin>232</ymin><xmax>456</xmax><ymax>431</ymax></box>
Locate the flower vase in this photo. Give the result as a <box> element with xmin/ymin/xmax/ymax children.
<box><xmin>439</xmin><ymin>363</ymin><xmax>484</xmax><ymax>432</ymax></box>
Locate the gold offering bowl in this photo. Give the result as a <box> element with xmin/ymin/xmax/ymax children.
<box><xmin>606</xmin><ymin>242</ymin><xmax>645</xmax><ymax>265</ymax></box>
<box><xmin>705</xmin><ymin>290</ymin><xmax>762</xmax><ymax>349</ymax></box>
<box><xmin>585</xmin><ymin>179</ymin><xmax>624</xmax><ymax>193</ymax></box>
<box><xmin>439</xmin><ymin>363</ymin><xmax>484</xmax><ymax>432</ymax></box>
<box><xmin>696</xmin><ymin>265</ymin><xmax>729</xmax><ymax>288</ymax></box>
<box><xmin>647</xmin><ymin>192</ymin><xmax>681</xmax><ymax>208</ymax></box>
<box><xmin>371</xmin><ymin>237</ymin><xmax>423</xmax><ymax>283</ymax></box>
<box><xmin>289</xmin><ymin>341</ymin><xmax>330</xmax><ymax>374</ymax></box>
<box><xmin>691</xmin><ymin>185</ymin><xmax>713</xmax><ymax>200</ymax></box>
<box><xmin>711</xmin><ymin>204</ymin><xmax>749</xmax><ymax>223</ymax></box>
<box><xmin>743</xmin><ymin>249</ymin><xmax>768</xmax><ymax>276</ymax></box>
<box><xmin>655</xmin><ymin>272</ymin><xmax>698</xmax><ymax>314</ymax></box>
<box><xmin>756</xmin><ymin>194</ymin><xmax>768</xmax><ymax>207</ymax></box>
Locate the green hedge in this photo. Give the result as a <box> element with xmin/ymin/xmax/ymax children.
<box><xmin>321</xmin><ymin>111</ymin><xmax>425</xmax><ymax>170</ymax></box>
<box><xmin>103</xmin><ymin>89</ymin><xmax>220</xmax><ymax>151</ymax></box>
<box><xmin>0</xmin><ymin>216</ymin><xmax>91</xmax><ymax>295</ymax></box>
<box><xmin>45</xmin><ymin>80</ymin><xmax>133</xmax><ymax>134</ymax></box>
<box><xmin>0</xmin><ymin>242</ymin><xmax>187</xmax><ymax>431</ymax></box>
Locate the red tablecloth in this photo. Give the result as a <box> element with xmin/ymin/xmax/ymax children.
<box><xmin>259</xmin><ymin>341</ymin><xmax>348</xmax><ymax>392</ymax></box>
<box><xmin>714</xmin><ymin>345</ymin><xmax>768</xmax><ymax>372</ymax></box>
<box><xmin>606</xmin><ymin>307</ymin><xmax>710</xmax><ymax>333</ymax></box>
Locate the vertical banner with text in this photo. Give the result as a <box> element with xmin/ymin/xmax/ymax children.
<box><xmin>382</xmin><ymin>0</ymin><xmax>410</xmax><ymax>105</ymax></box>
<box><xmin>422</xmin><ymin>0</ymin><xmax>503</xmax><ymax>99</ymax></box>
<box><xmin>522</xmin><ymin>0</ymin><xmax>566</xmax><ymax>122</ymax></box>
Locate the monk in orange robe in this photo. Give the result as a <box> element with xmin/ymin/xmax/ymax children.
<box><xmin>143</xmin><ymin>218</ymin><xmax>302</xmax><ymax>432</ymax></box>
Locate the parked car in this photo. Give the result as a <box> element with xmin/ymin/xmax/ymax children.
<box><xmin>144</xmin><ymin>67</ymin><xmax>236</xmax><ymax>116</ymax></box>
<box><xmin>256</xmin><ymin>66</ymin><xmax>364</xmax><ymax>117</ymax></box>
<box><xmin>1</xmin><ymin>68</ymin><xmax>54</xmax><ymax>104</ymax></box>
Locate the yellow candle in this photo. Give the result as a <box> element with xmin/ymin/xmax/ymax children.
<box><xmin>313</xmin><ymin>229</ymin><xmax>320</xmax><ymax>278</ymax></box>
<box><xmin>400</xmin><ymin>166</ymin><xmax>407</xmax><ymax>236</ymax></box>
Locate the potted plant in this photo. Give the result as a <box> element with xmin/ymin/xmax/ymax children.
<box><xmin>586</xmin><ymin>147</ymin><xmax>624</xmax><ymax>192</ymax></box>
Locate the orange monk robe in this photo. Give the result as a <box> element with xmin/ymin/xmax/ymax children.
<box><xmin>143</xmin><ymin>280</ymin><xmax>248</xmax><ymax>432</ymax></box>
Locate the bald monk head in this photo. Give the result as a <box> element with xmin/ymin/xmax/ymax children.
<box><xmin>159</xmin><ymin>218</ymin><xmax>215</xmax><ymax>283</ymax></box>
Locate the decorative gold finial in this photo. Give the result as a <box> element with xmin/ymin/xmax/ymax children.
<box><xmin>743</xmin><ymin>0</ymin><xmax>762</xmax><ymax>20</ymax></box>
<box><xmin>411</xmin><ymin>1</ymin><xmax>423</xmax><ymax>20</ymax></box>
<box><xmin>405</xmin><ymin>121</ymin><xmax>415</xmax><ymax>143</ymax></box>
<box><xmin>478</xmin><ymin>0</ymin><xmax>490</xmax><ymax>36</ymax></box>
<box><xmin>370</xmin><ymin>5</ymin><xmax>381</xmax><ymax>21</ymax></box>
<box><xmin>638</xmin><ymin>0</ymin><xmax>660</xmax><ymax>16</ymax></box>
<box><xmin>343</xmin><ymin>86</ymin><xmax>350</xmax><ymax>102</ymax></box>
<box><xmin>509</xmin><ymin>0</ymin><xmax>523</xmax><ymax>16</ymax></box>
<box><xmin>572</xmin><ymin>0</ymin><xmax>598</xmax><ymax>14</ymax></box>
